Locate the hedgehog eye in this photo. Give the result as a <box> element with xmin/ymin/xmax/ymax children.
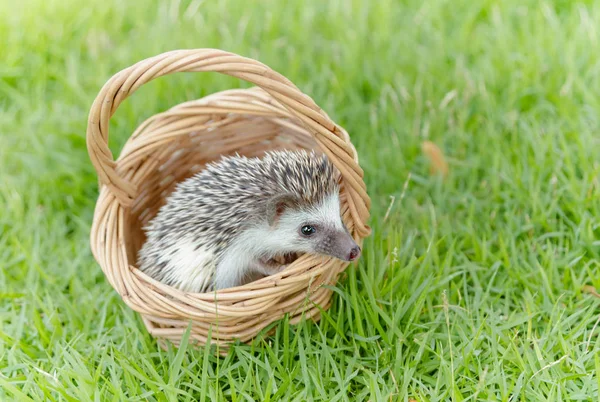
<box><xmin>300</xmin><ymin>225</ymin><xmax>316</xmax><ymax>236</ymax></box>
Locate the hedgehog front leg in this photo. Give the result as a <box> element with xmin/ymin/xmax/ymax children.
<box><xmin>214</xmin><ymin>250</ymin><xmax>257</xmax><ymax>290</ymax></box>
<box><xmin>254</xmin><ymin>257</ymin><xmax>289</xmax><ymax>276</ymax></box>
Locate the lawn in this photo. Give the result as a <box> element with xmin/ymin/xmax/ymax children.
<box><xmin>1</xmin><ymin>0</ymin><xmax>599</xmax><ymax>400</ymax></box>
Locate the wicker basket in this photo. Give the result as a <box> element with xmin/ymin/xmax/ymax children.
<box><xmin>86</xmin><ymin>49</ymin><xmax>371</xmax><ymax>351</ymax></box>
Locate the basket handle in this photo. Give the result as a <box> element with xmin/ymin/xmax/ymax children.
<box><xmin>86</xmin><ymin>49</ymin><xmax>370</xmax><ymax>236</ymax></box>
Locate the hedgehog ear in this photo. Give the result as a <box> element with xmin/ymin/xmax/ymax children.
<box><xmin>267</xmin><ymin>193</ymin><xmax>299</xmax><ymax>226</ymax></box>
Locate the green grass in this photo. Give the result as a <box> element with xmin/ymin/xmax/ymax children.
<box><xmin>1</xmin><ymin>0</ymin><xmax>600</xmax><ymax>400</ymax></box>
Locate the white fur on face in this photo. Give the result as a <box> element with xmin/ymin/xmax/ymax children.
<box><xmin>279</xmin><ymin>192</ymin><xmax>344</xmax><ymax>232</ymax></box>
<box><xmin>261</xmin><ymin>192</ymin><xmax>342</xmax><ymax>254</ymax></box>
<box><xmin>214</xmin><ymin>192</ymin><xmax>344</xmax><ymax>290</ymax></box>
<box><xmin>215</xmin><ymin>222</ymin><xmax>295</xmax><ymax>289</ymax></box>
<box><xmin>309</xmin><ymin>192</ymin><xmax>345</xmax><ymax>231</ymax></box>
<box><xmin>231</xmin><ymin>192</ymin><xmax>343</xmax><ymax>256</ymax></box>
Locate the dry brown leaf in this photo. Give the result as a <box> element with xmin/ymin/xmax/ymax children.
<box><xmin>583</xmin><ymin>285</ymin><xmax>600</xmax><ymax>298</ymax></box>
<box><xmin>421</xmin><ymin>141</ymin><xmax>449</xmax><ymax>178</ymax></box>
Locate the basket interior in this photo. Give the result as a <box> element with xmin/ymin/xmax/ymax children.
<box><xmin>115</xmin><ymin>88</ymin><xmax>324</xmax><ymax>268</ymax></box>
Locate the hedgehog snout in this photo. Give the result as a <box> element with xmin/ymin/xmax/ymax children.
<box><xmin>318</xmin><ymin>230</ymin><xmax>361</xmax><ymax>262</ymax></box>
<box><xmin>348</xmin><ymin>246</ymin><xmax>361</xmax><ymax>261</ymax></box>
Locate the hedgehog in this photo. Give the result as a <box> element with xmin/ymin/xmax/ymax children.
<box><xmin>137</xmin><ymin>149</ymin><xmax>361</xmax><ymax>293</ymax></box>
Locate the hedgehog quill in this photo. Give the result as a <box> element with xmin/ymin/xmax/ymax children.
<box><xmin>138</xmin><ymin>150</ymin><xmax>361</xmax><ymax>292</ymax></box>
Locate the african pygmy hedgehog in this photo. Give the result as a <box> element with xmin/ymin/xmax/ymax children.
<box><xmin>137</xmin><ymin>149</ymin><xmax>361</xmax><ymax>293</ymax></box>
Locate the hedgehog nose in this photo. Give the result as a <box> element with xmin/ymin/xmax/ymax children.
<box><xmin>348</xmin><ymin>246</ymin><xmax>361</xmax><ymax>261</ymax></box>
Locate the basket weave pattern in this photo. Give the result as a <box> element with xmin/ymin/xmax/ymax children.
<box><xmin>86</xmin><ymin>49</ymin><xmax>371</xmax><ymax>349</ymax></box>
